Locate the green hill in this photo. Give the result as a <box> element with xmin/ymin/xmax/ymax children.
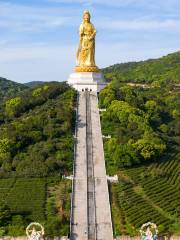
<box><xmin>0</xmin><ymin>81</ymin><xmax>76</xmax><ymax>236</ymax></box>
<box><xmin>99</xmin><ymin>62</ymin><xmax>180</xmax><ymax>236</ymax></box>
<box><xmin>0</xmin><ymin>77</ymin><xmax>28</xmax><ymax>103</ymax></box>
<box><xmin>25</xmin><ymin>81</ymin><xmax>46</xmax><ymax>88</ymax></box>
<box><xmin>102</xmin><ymin>51</ymin><xmax>180</xmax><ymax>85</ymax></box>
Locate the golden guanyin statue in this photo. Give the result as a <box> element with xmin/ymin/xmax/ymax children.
<box><xmin>75</xmin><ymin>10</ymin><xmax>99</xmax><ymax>72</ymax></box>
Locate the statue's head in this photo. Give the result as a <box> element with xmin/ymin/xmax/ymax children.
<box><xmin>83</xmin><ymin>10</ymin><xmax>91</xmax><ymax>23</ymax></box>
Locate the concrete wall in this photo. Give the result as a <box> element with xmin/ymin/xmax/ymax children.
<box><xmin>0</xmin><ymin>235</ymin><xmax>179</xmax><ymax>240</ymax></box>
<box><xmin>0</xmin><ymin>237</ymin><xmax>68</xmax><ymax>240</ymax></box>
<box><xmin>115</xmin><ymin>236</ymin><xmax>180</xmax><ymax>240</ymax></box>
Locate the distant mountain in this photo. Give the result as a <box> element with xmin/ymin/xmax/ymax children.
<box><xmin>0</xmin><ymin>77</ymin><xmax>28</xmax><ymax>102</ymax></box>
<box><xmin>102</xmin><ymin>51</ymin><xmax>180</xmax><ymax>85</ymax></box>
<box><xmin>25</xmin><ymin>81</ymin><xmax>46</xmax><ymax>88</ymax></box>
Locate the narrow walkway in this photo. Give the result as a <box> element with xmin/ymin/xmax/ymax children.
<box><xmin>71</xmin><ymin>92</ymin><xmax>88</xmax><ymax>240</ymax></box>
<box><xmin>86</xmin><ymin>92</ymin><xmax>97</xmax><ymax>239</ymax></box>
<box><xmin>91</xmin><ymin>92</ymin><xmax>113</xmax><ymax>240</ymax></box>
<box><xmin>71</xmin><ymin>91</ymin><xmax>113</xmax><ymax>240</ymax></box>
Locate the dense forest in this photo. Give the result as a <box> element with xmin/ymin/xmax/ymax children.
<box><xmin>102</xmin><ymin>51</ymin><xmax>180</xmax><ymax>85</ymax></box>
<box><xmin>0</xmin><ymin>80</ymin><xmax>76</xmax><ymax>236</ymax></box>
<box><xmin>99</xmin><ymin>52</ymin><xmax>180</xmax><ymax>236</ymax></box>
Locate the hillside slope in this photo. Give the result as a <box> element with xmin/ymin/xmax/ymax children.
<box><xmin>102</xmin><ymin>51</ymin><xmax>180</xmax><ymax>84</ymax></box>
<box><xmin>0</xmin><ymin>82</ymin><xmax>76</xmax><ymax>177</ymax></box>
<box><xmin>0</xmin><ymin>81</ymin><xmax>76</xmax><ymax>236</ymax></box>
<box><xmin>0</xmin><ymin>77</ymin><xmax>28</xmax><ymax>102</ymax></box>
<box><xmin>99</xmin><ymin>74</ymin><xmax>180</xmax><ymax>235</ymax></box>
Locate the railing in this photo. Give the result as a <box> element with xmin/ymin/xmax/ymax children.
<box><xmin>90</xmin><ymin>93</ymin><xmax>98</xmax><ymax>240</ymax></box>
<box><xmin>70</xmin><ymin>93</ymin><xmax>79</xmax><ymax>238</ymax></box>
<box><xmin>70</xmin><ymin>91</ymin><xmax>97</xmax><ymax>239</ymax></box>
<box><xmin>86</xmin><ymin>91</ymin><xmax>97</xmax><ymax>239</ymax></box>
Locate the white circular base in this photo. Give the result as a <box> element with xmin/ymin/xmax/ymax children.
<box><xmin>67</xmin><ymin>72</ymin><xmax>107</xmax><ymax>92</ymax></box>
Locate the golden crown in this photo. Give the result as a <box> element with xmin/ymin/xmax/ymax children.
<box><xmin>83</xmin><ymin>10</ymin><xmax>91</xmax><ymax>17</ymax></box>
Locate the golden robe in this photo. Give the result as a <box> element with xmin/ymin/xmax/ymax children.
<box><xmin>77</xmin><ymin>22</ymin><xmax>96</xmax><ymax>67</ymax></box>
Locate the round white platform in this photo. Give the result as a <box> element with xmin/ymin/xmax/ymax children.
<box><xmin>67</xmin><ymin>72</ymin><xmax>107</xmax><ymax>92</ymax></box>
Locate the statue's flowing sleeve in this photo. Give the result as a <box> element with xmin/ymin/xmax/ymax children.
<box><xmin>91</xmin><ymin>24</ymin><xmax>96</xmax><ymax>38</ymax></box>
<box><xmin>76</xmin><ymin>24</ymin><xmax>84</xmax><ymax>63</ymax></box>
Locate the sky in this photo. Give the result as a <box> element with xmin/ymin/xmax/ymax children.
<box><xmin>0</xmin><ymin>0</ymin><xmax>180</xmax><ymax>83</ymax></box>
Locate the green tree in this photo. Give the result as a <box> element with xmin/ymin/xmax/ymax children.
<box><xmin>5</xmin><ymin>97</ymin><xmax>21</xmax><ymax>117</ymax></box>
<box><xmin>32</xmin><ymin>87</ymin><xmax>43</xmax><ymax>97</ymax></box>
<box><xmin>132</xmin><ymin>132</ymin><xmax>166</xmax><ymax>159</ymax></box>
<box><xmin>99</xmin><ymin>86</ymin><xmax>116</xmax><ymax>107</ymax></box>
<box><xmin>0</xmin><ymin>227</ymin><xmax>6</xmax><ymax>237</ymax></box>
<box><xmin>106</xmin><ymin>138</ymin><xmax>139</xmax><ymax>168</ymax></box>
<box><xmin>0</xmin><ymin>138</ymin><xmax>11</xmax><ymax>160</ymax></box>
<box><xmin>0</xmin><ymin>205</ymin><xmax>11</xmax><ymax>226</ymax></box>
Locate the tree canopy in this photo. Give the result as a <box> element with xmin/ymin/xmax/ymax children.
<box><xmin>0</xmin><ymin>82</ymin><xmax>76</xmax><ymax>178</ymax></box>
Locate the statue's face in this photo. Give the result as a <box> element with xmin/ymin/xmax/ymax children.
<box><xmin>83</xmin><ymin>13</ymin><xmax>90</xmax><ymax>23</ymax></box>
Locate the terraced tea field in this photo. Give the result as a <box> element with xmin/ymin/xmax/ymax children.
<box><xmin>110</xmin><ymin>155</ymin><xmax>180</xmax><ymax>236</ymax></box>
<box><xmin>0</xmin><ymin>177</ymin><xmax>71</xmax><ymax>236</ymax></box>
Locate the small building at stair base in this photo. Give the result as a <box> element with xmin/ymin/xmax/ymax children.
<box><xmin>67</xmin><ymin>72</ymin><xmax>107</xmax><ymax>92</ymax></box>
